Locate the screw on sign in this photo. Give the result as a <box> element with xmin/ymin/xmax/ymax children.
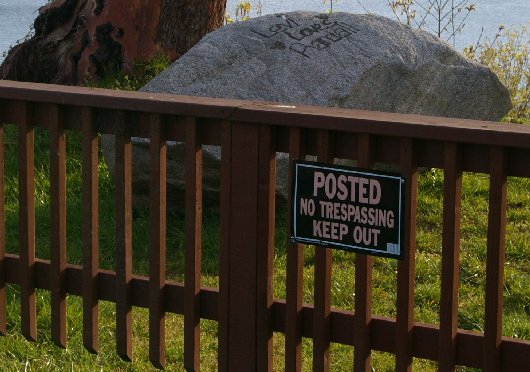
<box><xmin>290</xmin><ymin>161</ymin><xmax>405</xmax><ymax>259</ymax></box>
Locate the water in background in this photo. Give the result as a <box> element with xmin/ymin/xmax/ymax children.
<box><xmin>0</xmin><ymin>0</ymin><xmax>528</xmax><ymax>63</ymax></box>
<box><xmin>0</xmin><ymin>0</ymin><xmax>47</xmax><ymax>63</ymax></box>
<box><xmin>226</xmin><ymin>0</ymin><xmax>529</xmax><ymax>50</ymax></box>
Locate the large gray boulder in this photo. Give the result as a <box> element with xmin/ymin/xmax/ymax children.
<box><xmin>102</xmin><ymin>11</ymin><xmax>511</xmax><ymax>208</ymax></box>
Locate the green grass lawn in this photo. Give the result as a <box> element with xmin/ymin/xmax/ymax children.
<box><xmin>0</xmin><ymin>123</ymin><xmax>529</xmax><ymax>371</ymax></box>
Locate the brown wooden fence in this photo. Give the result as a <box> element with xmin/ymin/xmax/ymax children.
<box><xmin>0</xmin><ymin>80</ymin><xmax>529</xmax><ymax>371</ymax></box>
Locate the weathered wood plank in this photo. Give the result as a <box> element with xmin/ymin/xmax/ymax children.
<box><xmin>149</xmin><ymin>113</ymin><xmax>167</xmax><ymax>369</ymax></box>
<box><xmin>81</xmin><ymin>107</ymin><xmax>99</xmax><ymax>354</ymax></box>
<box><xmin>439</xmin><ymin>142</ymin><xmax>462</xmax><ymax>371</ymax></box>
<box><xmin>313</xmin><ymin>130</ymin><xmax>332</xmax><ymax>372</ymax></box>
<box><xmin>354</xmin><ymin>133</ymin><xmax>374</xmax><ymax>372</ymax></box>
<box><xmin>18</xmin><ymin>101</ymin><xmax>36</xmax><ymax>342</ymax></box>
<box><xmin>115</xmin><ymin>113</ymin><xmax>133</xmax><ymax>361</ymax></box>
<box><xmin>184</xmin><ymin>117</ymin><xmax>202</xmax><ymax>371</ymax></box>
<box><xmin>395</xmin><ymin>138</ymin><xmax>418</xmax><ymax>371</ymax></box>
<box><xmin>0</xmin><ymin>117</ymin><xmax>4</xmax><ymax>336</ymax></box>
<box><xmin>256</xmin><ymin>124</ymin><xmax>275</xmax><ymax>372</ymax></box>
<box><xmin>49</xmin><ymin>104</ymin><xmax>67</xmax><ymax>348</ymax></box>
<box><xmin>218</xmin><ymin>120</ymin><xmax>232</xmax><ymax>372</ymax></box>
<box><xmin>285</xmin><ymin>127</ymin><xmax>304</xmax><ymax>372</ymax></box>
<box><xmin>484</xmin><ymin>146</ymin><xmax>507</xmax><ymax>372</ymax></box>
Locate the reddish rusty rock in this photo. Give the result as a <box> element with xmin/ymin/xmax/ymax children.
<box><xmin>0</xmin><ymin>0</ymin><xmax>226</xmax><ymax>85</ymax></box>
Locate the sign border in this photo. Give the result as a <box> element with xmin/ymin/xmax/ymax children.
<box><xmin>290</xmin><ymin>160</ymin><xmax>406</xmax><ymax>260</ymax></box>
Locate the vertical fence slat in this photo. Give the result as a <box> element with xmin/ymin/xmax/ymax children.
<box><xmin>82</xmin><ymin>107</ymin><xmax>99</xmax><ymax>353</ymax></box>
<box><xmin>18</xmin><ymin>101</ymin><xmax>36</xmax><ymax>342</ymax></box>
<box><xmin>149</xmin><ymin>113</ymin><xmax>166</xmax><ymax>369</ymax></box>
<box><xmin>49</xmin><ymin>104</ymin><xmax>67</xmax><ymax>348</ymax></box>
<box><xmin>0</xmin><ymin>119</ymin><xmax>5</xmax><ymax>336</ymax></box>
<box><xmin>115</xmin><ymin>113</ymin><xmax>133</xmax><ymax>361</ymax></box>
<box><xmin>218</xmin><ymin>120</ymin><xmax>232</xmax><ymax>372</ymax></box>
<box><xmin>439</xmin><ymin>142</ymin><xmax>462</xmax><ymax>371</ymax></box>
<box><xmin>483</xmin><ymin>146</ymin><xmax>507</xmax><ymax>372</ymax></box>
<box><xmin>285</xmin><ymin>127</ymin><xmax>304</xmax><ymax>372</ymax></box>
<box><xmin>226</xmin><ymin>122</ymin><xmax>260</xmax><ymax>371</ymax></box>
<box><xmin>313</xmin><ymin>129</ymin><xmax>332</xmax><ymax>372</ymax></box>
<box><xmin>184</xmin><ymin>117</ymin><xmax>201</xmax><ymax>371</ymax></box>
<box><xmin>256</xmin><ymin>124</ymin><xmax>275</xmax><ymax>372</ymax></box>
<box><xmin>395</xmin><ymin>138</ymin><xmax>417</xmax><ymax>372</ymax></box>
<box><xmin>354</xmin><ymin>133</ymin><xmax>374</xmax><ymax>372</ymax></box>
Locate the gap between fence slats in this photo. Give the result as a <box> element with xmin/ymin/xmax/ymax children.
<box><xmin>313</xmin><ymin>129</ymin><xmax>332</xmax><ymax>372</ymax></box>
<box><xmin>285</xmin><ymin>127</ymin><xmax>304</xmax><ymax>372</ymax></box>
<box><xmin>49</xmin><ymin>104</ymin><xmax>67</xmax><ymax>348</ymax></box>
<box><xmin>484</xmin><ymin>146</ymin><xmax>507</xmax><ymax>372</ymax></box>
<box><xmin>218</xmin><ymin>120</ymin><xmax>232</xmax><ymax>372</ymax></box>
<box><xmin>0</xmin><ymin>119</ymin><xmax>4</xmax><ymax>336</ymax></box>
<box><xmin>81</xmin><ymin>107</ymin><xmax>99</xmax><ymax>354</ymax></box>
<box><xmin>395</xmin><ymin>138</ymin><xmax>418</xmax><ymax>371</ymax></box>
<box><xmin>256</xmin><ymin>124</ymin><xmax>275</xmax><ymax>372</ymax></box>
<box><xmin>114</xmin><ymin>113</ymin><xmax>133</xmax><ymax>361</ymax></box>
<box><xmin>18</xmin><ymin>101</ymin><xmax>37</xmax><ymax>342</ymax></box>
<box><xmin>354</xmin><ymin>133</ymin><xmax>374</xmax><ymax>372</ymax></box>
<box><xmin>184</xmin><ymin>116</ymin><xmax>202</xmax><ymax>371</ymax></box>
<box><xmin>439</xmin><ymin>142</ymin><xmax>462</xmax><ymax>371</ymax></box>
<box><xmin>149</xmin><ymin>113</ymin><xmax>167</xmax><ymax>369</ymax></box>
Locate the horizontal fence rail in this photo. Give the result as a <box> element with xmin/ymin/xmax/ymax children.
<box><xmin>0</xmin><ymin>80</ymin><xmax>529</xmax><ymax>371</ymax></box>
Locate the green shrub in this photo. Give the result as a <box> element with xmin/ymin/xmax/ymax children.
<box><xmin>83</xmin><ymin>53</ymin><xmax>170</xmax><ymax>91</ymax></box>
<box><xmin>464</xmin><ymin>23</ymin><xmax>530</xmax><ymax>123</ymax></box>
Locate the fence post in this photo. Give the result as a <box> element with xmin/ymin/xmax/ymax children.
<box><xmin>395</xmin><ymin>138</ymin><xmax>418</xmax><ymax>372</ymax></box>
<box><xmin>483</xmin><ymin>146</ymin><xmax>507</xmax><ymax>371</ymax></box>
<box><xmin>219</xmin><ymin>122</ymin><xmax>274</xmax><ymax>371</ymax></box>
